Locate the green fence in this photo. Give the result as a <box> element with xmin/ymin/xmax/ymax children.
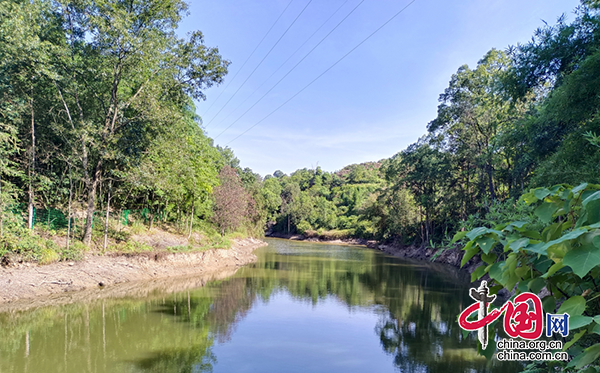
<box><xmin>5</xmin><ymin>205</ymin><xmax>168</xmax><ymax>230</ymax></box>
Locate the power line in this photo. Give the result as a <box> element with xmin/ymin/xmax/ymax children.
<box><xmin>202</xmin><ymin>0</ymin><xmax>294</xmax><ymax>119</ymax></box>
<box><xmin>211</xmin><ymin>0</ymin><xmax>350</xmax><ymax>132</ymax></box>
<box><xmin>225</xmin><ymin>0</ymin><xmax>418</xmax><ymax>145</ymax></box>
<box><xmin>214</xmin><ymin>0</ymin><xmax>365</xmax><ymax>140</ymax></box>
<box><xmin>206</xmin><ymin>0</ymin><xmax>314</xmax><ymax>127</ymax></box>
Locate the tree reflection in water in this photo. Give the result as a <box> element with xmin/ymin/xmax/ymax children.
<box><xmin>0</xmin><ymin>239</ymin><xmax>521</xmax><ymax>373</ymax></box>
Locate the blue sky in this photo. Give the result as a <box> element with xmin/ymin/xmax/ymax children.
<box><xmin>178</xmin><ymin>0</ymin><xmax>580</xmax><ymax>177</ymax></box>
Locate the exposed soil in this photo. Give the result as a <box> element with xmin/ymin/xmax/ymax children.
<box><xmin>0</xmin><ymin>238</ymin><xmax>266</xmax><ymax>310</ymax></box>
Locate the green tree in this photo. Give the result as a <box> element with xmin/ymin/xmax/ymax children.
<box><xmin>49</xmin><ymin>0</ymin><xmax>228</xmax><ymax>244</ymax></box>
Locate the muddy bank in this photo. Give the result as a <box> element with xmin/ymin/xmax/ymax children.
<box><xmin>266</xmin><ymin>231</ymin><xmax>374</xmax><ymax>246</ymax></box>
<box><xmin>266</xmin><ymin>232</ymin><xmax>481</xmax><ymax>274</ymax></box>
<box><xmin>0</xmin><ymin>238</ymin><xmax>266</xmax><ymax>308</ymax></box>
<box><xmin>373</xmin><ymin>243</ymin><xmax>483</xmax><ymax>274</ymax></box>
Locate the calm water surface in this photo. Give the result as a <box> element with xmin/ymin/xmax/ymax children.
<box><xmin>0</xmin><ymin>238</ymin><xmax>521</xmax><ymax>372</ymax></box>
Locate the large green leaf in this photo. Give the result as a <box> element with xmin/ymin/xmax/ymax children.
<box><xmin>569</xmin><ymin>316</ymin><xmax>594</xmax><ymax>330</ymax></box>
<box><xmin>575</xmin><ymin>344</ymin><xmax>600</xmax><ymax>370</ymax></box>
<box><xmin>541</xmin><ymin>262</ymin><xmax>564</xmax><ymax>278</ymax></box>
<box><xmin>471</xmin><ymin>265</ymin><xmax>487</xmax><ymax>282</ymax></box>
<box><xmin>461</xmin><ymin>241</ymin><xmax>478</xmax><ymax>267</ymax></box>
<box><xmin>476</xmin><ymin>235</ymin><xmax>497</xmax><ymax>254</ymax></box>
<box><xmin>509</xmin><ymin>238</ymin><xmax>529</xmax><ymax>252</ymax></box>
<box><xmin>564</xmin><ymin>329</ymin><xmax>586</xmax><ymax>351</ymax></box>
<box><xmin>542</xmin><ymin>296</ymin><xmax>556</xmax><ymax>313</ymax></box>
<box><xmin>466</xmin><ymin>227</ymin><xmax>502</xmax><ymax>241</ymax></box>
<box><xmin>587</xmin><ymin>199</ymin><xmax>600</xmax><ymax>224</ymax></box>
<box><xmin>572</xmin><ymin>183</ymin><xmax>588</xmax><ymax>195</ymax></box>
<box><xmin>582</xmin><ymin>191</ymin><xmax>600</xmax><ymax>207</ymax></box>
<box><xmin>528</xmin><ymin>277</ymin><xmax>545</xmax><ymax>293</ymax></box>
<box><xmin>534</xmin><ymin>188</ymin><xmax>551</xmax><ymax>200</ymax></box>
<box><xmin>509</xmin><ymin>221</ymin><xmax>528</xmax><ymax>229</ymax></box>
<box><xmin>563</xmin><ymin>244</ymin><xmax>600</xmax><ymax>278</ymax></box>
<box><xmin>541</xmin><ymin>228</ymin><xmax>588</xmax><ymax>252</ymax></box>
<box><xmin>452</xmin><ymin>231</ymin><xmax>467</xmax><ymax>243</ymax></box>
<box><xmin>481</xmin><ymin>252</ymin><xmax>497</xmax><ymax>265</ymax></box>
<box><xmin>593</xmin><ymin>323</ymin><xmax>600</xmax><ymax>336</ymax></box>
<box><xmin>535</xmin><ymin>202</ymin><xmax>559</xmax><ymax>224</ymax></box>
<box><xmin>488</xmin><ymin>262</ymin><xmax>504</xmax><ymax>282</ymax></box>
<box><xmin>521</xmin><ymin>191</ymin><xmax>538</xmax><ymax>205</ymax></box>
<box><xmin>557</xmin><ymin>296</ymin><xmax>586</xmax><ymax>317</ymax></box>
<box><xmin>524</xmin><ymin>242</ymin><xmax>547</xmax><ymax>255</ymax></box>
<box><xmin>466</xmin><ymin>227</ymin><xmax>489</xmax><ymax>241</ymax></box>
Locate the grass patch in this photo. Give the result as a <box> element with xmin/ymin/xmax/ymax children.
<box><xmin>110</xmin><ymin>240</ymin><xmax>153</xmax><ymax>253</ymax></box>
<box><xmin>39</xmin><ymin>247</ymin><xmax>60</xmax><ymax>265</ymax></box>
<box><xmin>128</xmin><ymin>220</ymin><xmax>147</xmax><ymax>235</ymax></box>
<box><xmin>167</xmin><ymin>245</ymin><xmax>199</xmax><ymax>253</ymax></box>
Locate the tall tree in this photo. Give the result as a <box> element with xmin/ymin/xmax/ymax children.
<box><xmin>212</xmin><ymin>166</ymin><xmax>250</xmax><ymax>236</ymax></box>
<box><xmin>50</xmin><ymin>0</ymin><xmax>228</xmax><ymax>244</ymax></box>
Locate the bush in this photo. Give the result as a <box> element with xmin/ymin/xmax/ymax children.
<box><xmin>128</xmin><ymin>220</ymin><xmax>147</xmax><ymax>235</ymax></box>
<box><xmin>296</xmin><ymin>220</ymin><xmax>312</xmax><ymax>234</ymax></box>
<box><xmin>39</xmin><ymin>247</ymin><xmax>60</xmax><ymax>265</ymax></box>
<box><xmin>457</xmin><ymin>183</ymin><xmax>600</xmax><ymax>370</ymax></box>
<box><xmin>60</xmin><ymin>241</ymin><xmax>86</xmax><ymax>261</ymax></box>
<box><xmin>460</xmin><ymin>198</ymin><xmax>543</xmax><ymax>233</ymax></box>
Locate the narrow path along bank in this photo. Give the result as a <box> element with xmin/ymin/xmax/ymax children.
<box><xmin>0</xmin><ymin>238</ymin><xmax>266</xmax><ymax>309</ymax></box>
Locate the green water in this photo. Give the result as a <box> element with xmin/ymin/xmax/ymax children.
<box><xmin>0</xmin><ymin>238</ymin><xmax>520</xmax><ymax>373</ymax></box>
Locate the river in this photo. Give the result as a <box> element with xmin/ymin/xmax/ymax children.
<box><xmin>0</xmin><ymin>238</ymin><xmax>521</xmax><ymax>372</ymax></box>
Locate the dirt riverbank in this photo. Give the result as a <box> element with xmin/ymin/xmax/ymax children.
<box><xmin>0</xmin><ymin>238</ymin><xmax>266</xmax><ymax>309</ymax></box>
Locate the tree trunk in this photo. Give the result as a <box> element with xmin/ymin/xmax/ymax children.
<box><xmin>0</xmin><ymin>173</ymin><xmax>3</xmax><ymax>238</ymax></box>
<box><xmin>83</xmin><ymin>162</ymin><xmax>102</xmax><ymax>245</ymax></box>
<box><xmin>28</xmin><ymin>87</ymin><xmax>35</xmax><ymax>230</ymax></box>
<box><xmin>103</xmin><ymin>181</ymin><xmax>111</xmax><ymax>251</ymax></box>
<box><xmin>187</xmin><ymin>202</ymin><xmax>194</xmax><ymax>240</ymax></box>
<box><xmin>67</xmin><ymin>163</ymin><xmax>73</xmax><ymax>250</ymax></box>
<box><xmin>425</xmin><ymin>207</ymin><xmax>430</xmax><ymax>245</ymax></box>
<box><xmin>419</xmin><ymin>206</ymin><xmax>424</xmax><ymax>247</ymax></box>
<box><xmin>487</xmin><ymin>161</ymin><xmax>496</xmax><ymax>201</ymax></box>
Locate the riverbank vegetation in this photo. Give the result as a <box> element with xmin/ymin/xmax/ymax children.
<box><xmin>1</xmin><ymin>0</ymin><xmax>599</xmax><ymax>369</ymax></box>
<box><xmin>255</xmin><ymin>2</ymin><xmax>600</xmax><ymax>370</ymax></box>
<box><xmin>263</xmin><ymin>2</ymin><xmax>600</xmax><ymax>245</ymax></box>
<box><xmin>0</xmin><ymin>0</ymin><xmax>266</xmax><ymax>262</ymax></box>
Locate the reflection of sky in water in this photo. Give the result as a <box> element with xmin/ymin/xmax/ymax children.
<box><xmin>0</xmin><ymin>239</ymin><xmax>522</xmax><ymax>373</ymax></box>
<box><xmin>211</xmin><ymin>292</ymin><xmax>397</xmax><ymax>373</ymax></box>
<box><xmin>266</xmin><ymin>239</ymin><xmax>368</xmax><ymax>261</ymax></box>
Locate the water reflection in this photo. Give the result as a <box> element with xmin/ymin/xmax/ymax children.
<box><xmin>0</xmin><ymin>239</ymin><xmax>520</xmax><ymax>373</ymax></box>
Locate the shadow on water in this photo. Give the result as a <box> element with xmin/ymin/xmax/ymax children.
<box><xmin>134</xmin><ymin>345</ymin><xmax>216</xmax><ymax>373</ymax></box>
<box><xmin>0</xmin><ymin>238</ymin><xmax>522</xmax><ymax>373</ymax></box>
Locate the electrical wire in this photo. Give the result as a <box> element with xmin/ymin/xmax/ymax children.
<box><xmin>224</xmin><ymin>0</ymin><xmax>418</xmax><ymax>145</ymax></box>
<box><xmin>210</xmin><ymin>0</ymin><xmax>350</xmax><ymax>132</ymax></box>
<box><xmin>206</xmin><ymin>0</ymin><xmax>314</xmax><ymax>127</ymax></box>
<box><xmin>214</xmin><ymin>0</ymin><xmax>365</xmax><ymax>140</ymax></box>
<box><xmin>202</xmin><ymin>0</ymin><xmax>295</xmax><ymax>119</ymax></box>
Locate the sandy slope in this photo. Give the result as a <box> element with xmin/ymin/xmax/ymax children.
<box><xmin>0</xmin><ymin>238</ymin><xmax>266</xmax><ymax>310</ymax></box>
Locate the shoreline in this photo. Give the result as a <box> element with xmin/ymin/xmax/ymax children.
<box><xmin>265</xmin><ymin>232</ymin><xmax>482</xmax><ymax>274</ymax></box>
<box><xmin>0</xmin><ymin>238</ymin><xmax>267</xmax><ymax>310</ymax></box>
